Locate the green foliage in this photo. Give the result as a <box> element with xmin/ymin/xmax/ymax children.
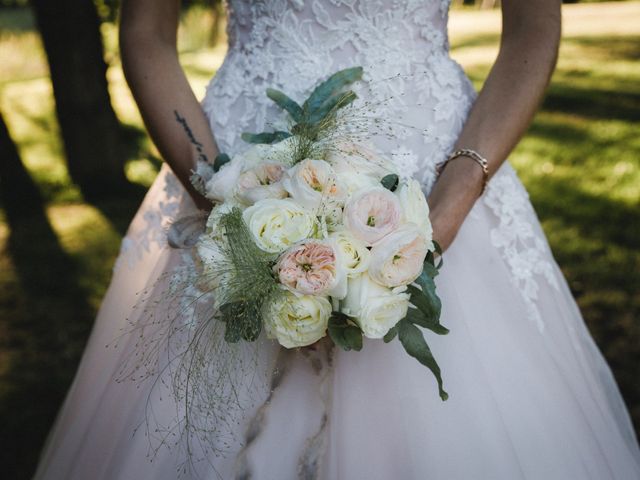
<box><xmin>380</xmin><ymin>173</ymin><xmax>399</xmax><ymax>191</ymax></box>
<box><xmin>240</xmin><ymin>131</ymin><xmax>292</xmax><ymax>144</ymax></box>
<box><xmin>306</xmin><ymin>90</ymin><xmax>357</xmax><ymax>125</ymax></box>
<box><xmin>302</xmin><ymin>66</ymin><xmax>363</xmax><ymax>113</ymax></box>
<box><xmin>266</xmin><ymin>88</ymin><xmax>303</xmax><ymax>122</ymax></box>
<box><xmin>412</xmin><ymin>269</ymin><xmax>443</xmax><ymax>325</ymax></box>
<box><xmin>328</xmin><ymin>312</ymin><xmax>363</xmax><ymax>351</ymax></box>
<box><xmin>383</xmin><ymin>325</ymin><xmax>399</xmax><ymax>343</ymax></box>
<box><xmin>219</xmin><ymin>300</ymin><xmax>261</xmax><ymax>342</ymax></box>
<box><xmin>397</xmin><ymin>319</ymin><xmax>448</xmax><ymax>401</ymax></box>
<box><xmin>214</xmin><ymin>208</ymin><xmax>280</xmax><ymax>343</ymax></box>
<box><xmin>241</xmin><ymin>67</ymin><xmax>363</xmax><ymax>157</ymax></box>
<box><xmin>213</xmin><ymin>152</ymin><xmax>230</xmax><ymax>172</ymax></box>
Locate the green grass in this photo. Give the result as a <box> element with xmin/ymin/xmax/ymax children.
<box><xmin>1</xmin><ymin>2</ymin><xmax>639</xmax><ymax>478</ymax></box>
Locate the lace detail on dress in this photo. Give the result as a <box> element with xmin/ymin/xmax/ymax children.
<box><xmin>202</xmin><ymin>0</ymin><xmax>474</xmax><ymax>192</ymax></box>
<box><xmin>196</xmin><ymin>0</ymin><xmax>557</xmax><ymax>328</ymax></box>
<box><xmin>483</xmin><ymin>168</ymin><xmax>560</xmax><ymax>332</ymax></box>
<box><xmin>114</xmin><ymin>168</ymin><xmax>184</xmax><ymax>272</ymax></box>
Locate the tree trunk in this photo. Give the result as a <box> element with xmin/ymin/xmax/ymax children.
<box><xmin>30</xmin><ymin>0</ymin><xmax>127</xmax><ymax>200</ymax></box>
<box><xmin>0</xmin><ymin>111</ymin><xmax>44</xmax><ymax>220</ymax></box>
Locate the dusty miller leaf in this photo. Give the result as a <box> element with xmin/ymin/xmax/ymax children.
<box><xmin>397</xmin><ymin>319</ymin><xmax>448</xmax><ymax>401</ymax></box>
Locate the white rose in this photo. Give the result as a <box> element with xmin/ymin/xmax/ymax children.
<box><xmin>395</xmin><ymin>178</ymin><xmax>434</xmax><ymax>249</ymax></box>
<box><xmin>329</xmin><ymin>230</ymin><xmax>370</xmax><ymax>277</ymax></box>
<box><xmin>263</xmin><ymin>291</ymin><xmax>331</xmax><ymax>348</ymax></box>
<box><xmin>369</xmin><ymin>223</ymin><xmax>429</xmax><ymax>287</ymax></box>
<box><xmin>235</xmin><ymin>162</ymin><xmax>288</xmax><ymax>205</ymax></box>
<box><xmin>341</xmin><ymin>273</ymin><xmax>410</xmax><ymax>339</ymax></box>
<box><xmin>282</xmin><ymin>159</ymin><xmax>346</xmax><ymax>210</ymax></box>
<box><xmin>324</xmin><ymin>140</ymin><xmax>398</xmax><ymax>194</ymax></box>
<box><xmin>204</xmin><ymin>157</ymin><xmax>244</xmax><ymax>203</ymax></box>
<box><xmin>343</xmin><ymin>187</ymin><xmax>402</xmax><ymax>246</ymax></box>
<box><xmin>204</xmin><ymin>138</ymin><xmax>296</xmax><ymax>203</ymax></box>
<box><xmin>243</xmin><ymin>198</ymin><xmax>316</xmax><ymax>253</ymax></box>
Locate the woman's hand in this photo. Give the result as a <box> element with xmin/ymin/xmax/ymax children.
<box><xmin>428</xmin><ymin>0</ymin><xmax>561</xmax><ymax>252</ymax></box>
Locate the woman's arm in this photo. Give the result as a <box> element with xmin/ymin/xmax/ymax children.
<box><xmin>120</xmin><ymin>0</ymin><xmax>217</xmax><ymax>210</ymax></box>
<box><xmin>428</xmin><ymin>0</ymin><xmax>561</xmax><ymax>251</ymax></box>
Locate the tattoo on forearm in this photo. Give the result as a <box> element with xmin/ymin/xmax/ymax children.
<box><xmin>174</xmin><ymin>110</ymin><xmax>209</xmax><ymax>163</ymax></box>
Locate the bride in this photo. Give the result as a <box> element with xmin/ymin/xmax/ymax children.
<box><xmin>34</xmin><ymin>0</ymin><xmax>640</xmax><ymax>479</ymax></box>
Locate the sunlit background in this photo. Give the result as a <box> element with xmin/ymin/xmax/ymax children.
<box><xmin>1</xmin><ymin>1</ymin><xmax>638</xmax><ymax>478</ymax></box>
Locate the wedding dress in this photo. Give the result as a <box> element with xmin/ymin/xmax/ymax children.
<box><xmin>34</xmin><ymin>1</ymin><xmax>640</xmax><ymax>479</ymax></box>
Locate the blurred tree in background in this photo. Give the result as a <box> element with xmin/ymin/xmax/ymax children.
<box><xmin>30</xmin><ymin>0</ymin><xmax>127</xmax><ymax>200</ymax></box>
<box><xmin>0</xmin><ymin>110</ymin><xmax>42</xmax><ymax>218</ymax></box>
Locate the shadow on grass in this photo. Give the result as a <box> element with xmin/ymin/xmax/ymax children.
<box><xmin>450</xmin><ymin>32</ymin><xmax>501</xmax><ymax>51</ymax></box>
<box><xmin>0</xmin><ymin>121</ymin><xmax>96</xmax><ymax>479</ymax></box>
<box><xmin>0</xmin><ymin>209</ymin><xmax>97</xmax><ymax>480</ymax></box>
<box><xmin>524</xmin><ymin>176</ymin><xmax>640</xmax><ymax>432</ymax></box>
<box><xmin>74</xmin><ymin>123</ymin><xmax>152</xmax><ymax>237</ymax></box>
<box><xmin>562</xmin><ymin>35</ymin><xmax>640</xmax><ymax>63</ymax></box>
<box><xmin>543</xmin><ymin>84</ymin><xmax>640</xmax><ymax>123</ymax></box>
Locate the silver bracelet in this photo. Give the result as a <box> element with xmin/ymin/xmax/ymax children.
<box><xmin>436</xmin><ymin>148</ymin><xmax>490</xmax><ymax>195</ymax></box>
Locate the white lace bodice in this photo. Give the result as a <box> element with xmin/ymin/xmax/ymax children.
<box><xmin>117</xmin><ymin>0</ymin><xmax>561</xmax><ymax>332</ymax></box>
<box><xmin>202</xmin><ymin>0</ymin><xmax>474</xmax><ymax>192</ymax></box>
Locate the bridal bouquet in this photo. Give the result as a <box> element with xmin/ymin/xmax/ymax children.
<box><xmin>184</xmin><ymin>67</ymin><xmax>449</xmax><ymax>400</ymax></box>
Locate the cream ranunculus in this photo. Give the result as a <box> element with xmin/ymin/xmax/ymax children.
<box><xmin>340</xmin><ymin>273</ymin><xmax>410</xmax><ymax>339</ymax></box>
<box><xmin>395</xmin><ymin>178</ymin><xmax>434</xmax><ymax>249</ymax></box>
<box><xmin>263</xmin><ymin>292</ymin><xmax>331</xmax><ymax>348</ymax></box>
<box><xmin>243</xmin><ymin>198</ymin><xmax>316</xmax><ymax>253</ymax></box>
<box><xmin>329</xmin><ymin>229</ymin><xmax>370</xmax><ymax>277</ymax></box>
<box><xmin>343</xmin><ymin>187</ymin><xmax>402</xmax><ymax>246</ymax></box>
<box><xmin>369</xmin><ymin>223</ymin><xmax>429</xmax><ymax>287</ymax></box>
<box><xmin>282</xmin><ymin>159</ymin><xmax>346</xmax><ymax>210</ymax></box>
<box><xmin>324</xmin><ymin>140</ymin><xmax>398</xmax><ymax>194</ymax></box>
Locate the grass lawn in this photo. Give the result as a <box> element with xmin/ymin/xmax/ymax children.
<box><xmin>1</xmin><ymin>2</ymin><xmax>639</xmax><ymax>479</ymax></box>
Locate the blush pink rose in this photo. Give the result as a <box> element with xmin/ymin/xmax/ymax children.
<box><xmin>275</xmin><ymin>241</ymin><xmax>339</xmax><ymax>296</ymax></box>
<box><xmin>343</xmin><ymin>187</ymin><xmax>402</xmax><ymax>246</ymax></box>
<box><xmin>369</xmin><ymin>223</ymin><xmax>429</xmax><ymax>287</ymax></box>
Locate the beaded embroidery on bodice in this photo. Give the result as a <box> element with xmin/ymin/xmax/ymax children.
<box><xmin>202</xmin><ymin>0</ymin><xmax>474</xmax><ymax>192</ymax></box>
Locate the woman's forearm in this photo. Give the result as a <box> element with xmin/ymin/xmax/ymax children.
<box><xmin>120</xmin><ymin>0</ymin><xmax>217</xmax><ymax>209</ymax></box>
<box><xmin>429</xmin><ymin>0</ymin><xmax>561</xmax><ymax>250</ymax></box>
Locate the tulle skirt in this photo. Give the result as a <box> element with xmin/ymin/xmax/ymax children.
<box><xmin>33</xmin><ymin>163</ymin><xmax>640</xmax><ymax>480</ymax></box>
